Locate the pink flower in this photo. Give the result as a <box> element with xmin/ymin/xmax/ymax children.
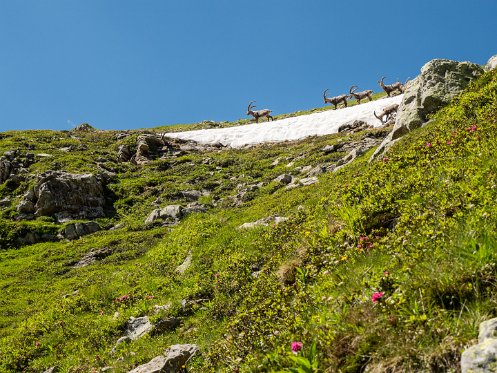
<box><xmin>447</xmin><ymin>140</ymin><xmax>453</xmax><ymax>145</ymax></box>
<box><xmin>291</xmin><ymin>341</ymin><xmax>303</xmax><ymax>353</ymax></box>
<box><xmin>371</xmin><ymin>291</ymin><xmax>384</xmax><ymax>303</ymax></box>
<box><xmin>383</xmin><ymin>271</ymin><xmax>390</xmax><ymax>277</ymax></box>
<box><xmin>425</xmin><ymin>142</ymin><xmax>432</xmax><ymax>148</ymax></box>
<box><xmin>466</xmin><ymin>124</ymin><xmax>478</xmax><ymax>132</ymax></box>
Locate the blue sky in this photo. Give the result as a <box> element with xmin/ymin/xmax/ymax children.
<box><xmin>1</xmin><ymin>0</ymin><xmax>496</xmax><ymax>132</ymax></box>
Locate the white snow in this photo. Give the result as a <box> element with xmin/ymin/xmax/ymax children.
<box><xmin>163</xmin><ymin>95</ymin><xmax>403</xmax><ymax>148</ymax></box>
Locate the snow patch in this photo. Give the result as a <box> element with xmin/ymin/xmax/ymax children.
<box><xmin>163</xmin><ymin>95</ymin><xmax>403</xmax><ymax>148</ymax></box>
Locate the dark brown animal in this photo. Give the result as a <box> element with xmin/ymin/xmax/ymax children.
<box><xmin>323</xmin><ymin>89</ymin><xmax>348</xmax><ymax>109</ymax></box>
<box><xmin>349</xmin><ymin>86</ymin><xmax>374</xmax><ymax>104</ymax></box>
<box><xmin>247</xmin><ymin>101</ymin><xmax>273</xmax><ymax>123</ymax></box>
<box><xmin>378</xmin><ymin>77</ymin><xmax>404</xmax><ymax>97</ymax></box>
<box><xmin>374</xmin><ymin>104</ymin><xmax>399</xmax><ymax>124</ymax></box>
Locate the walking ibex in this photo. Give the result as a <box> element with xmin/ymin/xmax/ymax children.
<box><xmin>323</xmin><ymin>89</ymin><xmax>348</xmax><ymax>109</ymax></box>
<box><xmin>374</xmin><ymin>104</ymin><xmax>399</xmax><ymax>124</ymax></box>
<box><xmin>247</xmin><ymin>101</ymin><xmax>273</xmax><ymax>123</ymax></box>
<box><xmin>378</xmin><ymin>77</ymin><xmax>404</xmax><ymax>97</ymax></box>
<box><xmin>349</xmin><ymin>86</ymin><xmax>374</xmax><ymax>104</ymax></box>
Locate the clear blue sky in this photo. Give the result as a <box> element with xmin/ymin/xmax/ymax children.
<box><xmin>1</xmin><ymin>0</ymin><xmax>496</xmax><ymax>132</ymax></box>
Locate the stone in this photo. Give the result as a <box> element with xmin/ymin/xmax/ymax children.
<box><xmin>135</xmin><ymin>135</ymin><xmax>166</xmax><ymax>163</ymax></box>
<box><xmin>126</xmin><ymin>316</ymin><xmax>154</xmax><ymax>340</ymax></box>
<box><xmin>153</xmin><ymin>317</ymin><xmax>181</xmax><ymax>334</ymax></box>
<box><xmin>127</xmin><ymin>344</ymin><xmax>198</xmax><ymax>373</ymax></box>
<box><xmin>118</xmin><ymin>145</ymin><xmax>132</xmax><ymax>162</ymax></box>
<box><xmin>274</xmin><ymin>174</ymin><xmax>293</xmax><ymax>185</ymax></box>
<box><xmin>322</xmin><ymin>145</ymin><xmax>336</xmax><ymax>154</ymax></box>
<box><xmin>0</xmin><ymin>157</ymin><xmax>11</xmax><ymax>183</ymax></box>
<box><xmin>485</xmin><ymin>55</ymin><xmax>497</xmax><ymax>71</ymax></box>
<box><xmin>61</xmin><ymin>221</ymin><xmax>100</xmax><ymax>240</ymax></box>
<box><xmin>73</xmin><ymin>247</ymin><xmax>112</xmax><ymax>268</ymax></box>
<box><xmin>73</xmin><ymin>123</ymin><xmax>96</xmax><ymax>132</ymax></box>
<box><xmin>372</xmin><ymin>58</ymin><xmax>483</xmax><ymax>160</ymax></box>
<box><xmin>461</xmin><ymin>317</ymin><xmax>497</xmax><ymax>372</ymax></box>
<box><xmin>299</xmin><ymin>177</ymin><xmax>319</xmax><ymax>186</ymax></box>
<box><xmin>23</xmin><ymin>171</ymin><xmax>107</xmax><ymax>221</ymax></box>
<box><xmin>183</xmin><ymin>203</ymin><xmax>206</xmax><ymax>215</ymax></box>
<box><xmin>145</xmin><ymin>209</ymin><xmax>162</xmax><ymax>225</ymax></box>
<box><xmin>175</xmin><ymin>251</ymin><xmax>192</xmax><ymax>274</ymax></box>
<box><xmin>479</xmin><ymin>318</ymin><xmax>497</xmax><ymax>343</ymax></box>
<box><xmin>461</xmin><ymin>338</ymin><xmax>497</xmax><ymax>373</ymax></box>
<box><xmin>337</xmin><ymin>120</ymin><xmax>371</xmax><ymax>133</ymax></box>
<box><xmin>0</xmin><ymin>197</ymin><xmax>11</xmax><ymax>207</ymax></box>
<box><xmin>159</xmin><ymin>205</ymin><xmax>183</xmax><ymax>220</ymax></box>
<box><xmin>305</xmin><ymin>165</ymin><xmax>326</xmax><ymax>177</ymax></box>
<box><xmin>16</xmin><ymin>200</ymin><xmax>35</xmax><ymax>214</ymax></box>
<box><xmin>238</xmin><ymin>216</ymin><xmax>288</xmax><ymax>229</ymax></box>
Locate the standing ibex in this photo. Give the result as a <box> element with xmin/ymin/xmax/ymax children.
<box><xmin>349</xmin><ymin>86</ymin><xmax>374</xmax><ymax>104</ymax></box>
<box><xmin>378</xmin><ymin>77</ymin><xmax>405</xmax><ymax>97</ymax></box>
<box><xmin>374</xmin><ymin>104</ymin><xmax>399</xmax><ymax>124</ymax></box>
<box><xmin>247</xmin><ymin>101</ymin><xmax>273</xmax><ymax>123</ymax></box>
<box><xmin>323</xmin><ymin>89</ymin><xmax>348</xmax><ymax>109</ymax></box>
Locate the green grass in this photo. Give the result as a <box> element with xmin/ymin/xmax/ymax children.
<box><xmin>0</xmin><ymin>72</ymin><xmax>496</xmax><ymax>372</ymax></box>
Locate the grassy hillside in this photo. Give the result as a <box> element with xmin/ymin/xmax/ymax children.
<box><xmin>0</xmin><ymin>71</ymin><xmax>496</xmax><ymax>372</ymax></box>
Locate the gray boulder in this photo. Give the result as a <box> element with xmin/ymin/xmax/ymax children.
<box><xmin>462</xmin><ymin>317</ymin><xmax>497</xmax><ymax>372</ymax></box>
<box><xmin>372</xmin><ymin>59</ymin><xmax>483</xmax><ymax>160</ymax></box>
<box><xmin>160</xmin><ymin>205</ymin><xmax>183</xmax><ymax>220</ymax></box>
<box><xmin>274</xmin><ymin>174</ymin><xmax>293</xmax><ymax>185</ymax></box>
<box><xmin>128</xmin><ymin>344</ymin><xmax>198</xmax><ymax>373</ymax></box>
<box><xmin>145</xmin><ymin>205</ymin><xmax>184</xmax><ymax>225</ymax></box>
<box><xmin>126</xmin><ymin>316</ymin><xmax>154</xmax><ymax>340</ymax></box>
<box><xmin>21</xmin><ymin>171</ymin><xmax>107</xmax><ymax>222</ymax></box>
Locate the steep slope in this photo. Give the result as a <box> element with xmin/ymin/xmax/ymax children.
<box><xmin>0</xmin><ymin>69</ymin><xmax>496</xmax><ymax>372</ymax></box>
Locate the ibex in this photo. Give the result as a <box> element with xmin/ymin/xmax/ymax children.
<box><xmin>378</xmin><ymin>77</ymin><xmax>404</xmax><ymax>97</ymax></box>
<box><xmin>349</xmin><ymin>86</ymin><xmax>374</xmax><ymax>104</ymax></box>
<box><xmin>323</xmin><ymin>89</ymin><xmax>348</xmax><ymax>110</ymax></box>
<box><xmin>374</xmin><ymin>104</ymin><xmax>399</xmax><ymax>124</ymax></box>
<box><xmin>247</xmin><ymin>101</ymin><xmax>273</xmax><ymax>123</ymax></box>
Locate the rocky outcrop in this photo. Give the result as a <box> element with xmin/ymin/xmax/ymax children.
<box><xmin>128</xmin><ymin>344</ymin><xmax>198</xmax><ymax>373</ymax></box>
<box><xmin>461</xmin><ymin>317</ymin><xmax>497</xmax><ymax>372</ymax></box>
<box><xmin>59</xmin><ymin>221</ymin><xmax>100</xmax><ymax>240</ymax></box>
<box><xmin>135</xmin><ymin>135</ymin><xmax>167</xmax><ymax>164</ymax></box>
<box><xmin>485</xmin><ymin>55</ymin><xmax>497</xmax><ymax>71</ymax></box>
<box><xmin>73</xmin><ymin>123</ymin><xmax>96</xmax><ymax>132</ymax></box>
<box><xmin>0</xmin><ymin>157</ymin><xmax>11</xmax><ymax>184</ymax></box>
<box><xmin>372</xmin><ymin>58</ymin><xmax>484</xmax><ymax>160</ymax></box>
<box><xmin>18</xmin><ymin>171</ymin><xmax>108</xmax><ymax>222</ymax></box>
<box><xmin>0</xmin><ymin>150</ymin><xmax>33</xmax><ymax>185</ymax></box>
<box><xmin>117</xmin><ymin>145</ymin><xmax>132</xmax><ymax>163</ymax></box>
